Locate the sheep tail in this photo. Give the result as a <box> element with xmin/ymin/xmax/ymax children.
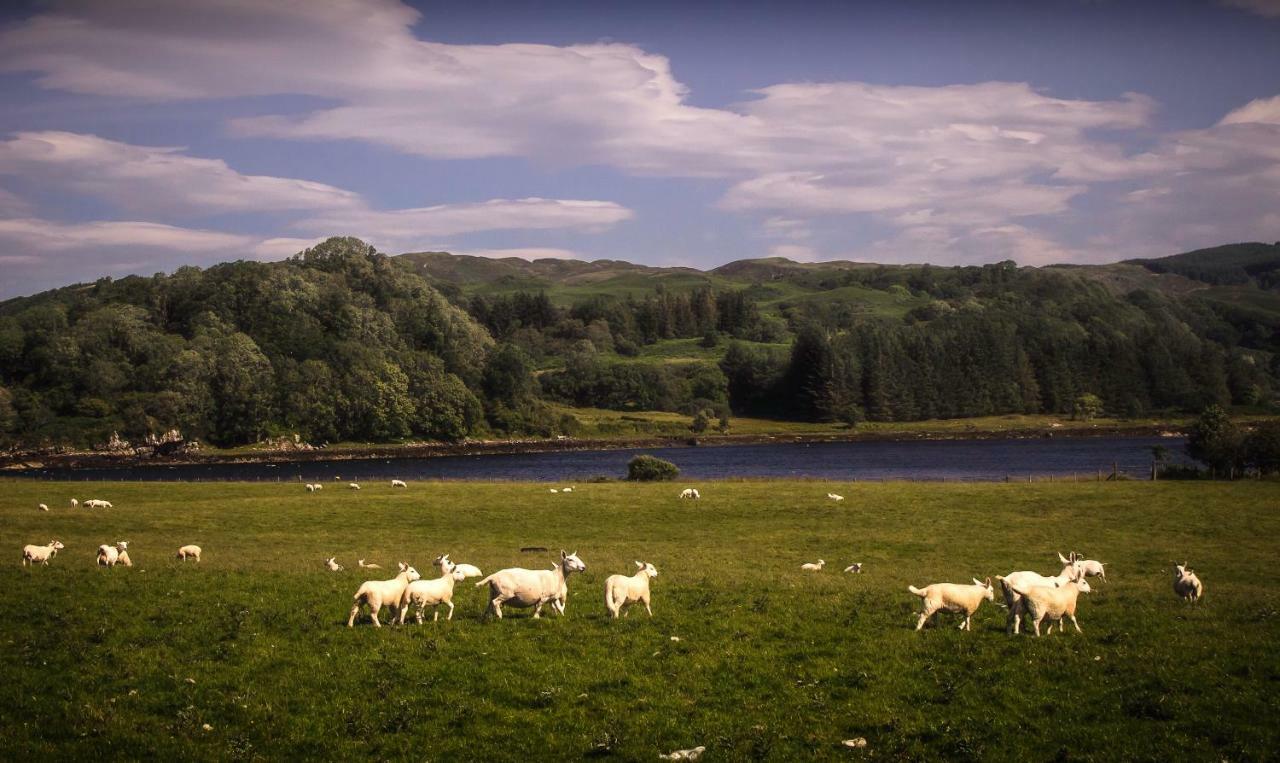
<box><xmin>908</xmin><ymin>585</ymin><xmax>925</xmax><ymax>597</ymax></box>
<box><xmin>474</xmin><ymin>574</ymin><xmax>496</xmax><ymax>588</ymax></box>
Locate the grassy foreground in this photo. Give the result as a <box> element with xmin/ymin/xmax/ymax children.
<box><xmin>1</xmin><ymin>480</ymin><xmax>1277</xmax><ymax>760</ymax></box>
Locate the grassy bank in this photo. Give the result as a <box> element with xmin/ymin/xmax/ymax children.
<box><xmin>2</xmin><ymin>480</ymin><xmax>1277</xmax><ymax>759</ymax></box>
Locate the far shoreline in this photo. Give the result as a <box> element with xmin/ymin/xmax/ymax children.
<box><xmin>0</xmin><ymin>419</ymin><xmax>1196</xmax><ymax>473</ymax></box>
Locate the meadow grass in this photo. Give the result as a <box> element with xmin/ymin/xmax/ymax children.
<box><xmin>1</xmin><ymin>479</ymin><xmax>1277</xmax><ymax>760</ymax></box>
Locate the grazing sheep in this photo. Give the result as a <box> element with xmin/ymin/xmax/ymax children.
<box><xmin>843</xmin><ymin>563</ymin><xmax>863</xmax><ymax>573</ymax></box>
<box><xmin>325</xmin><ymin>557</ymin><xmax>343</xmax><ymax>572</ymax></box>
<box><xmin>1003</xmin><ymin>578</ymin><xmax>1092</xmax><ymax>636</ymax></box>
<box><xmin>605</xmin><ymin>561</ymin><xmax>658</xmax><ymax>619</ymax></box>
<box><xmin>432</xmin><ymin>554</ymin><xmax>481</xmax><ymax>578</ymax></box>
<box><xmin>562</xmin><ymin>486</ymin><xmax>573</xmax><ymax>493</ymax></box>
<box><xmin>97</xmin><ymin>541</ymin><xmax>128</xmax><ymax>568</ymax></box>
<box><xmin>998</xmin><ymin>557</ymin><xmax>1084</xmax><ymax>634</ymax></box>
<box><xmin>314</xmin><ymin>483</ymin><xmax>323</xmax><ymax>490</ymax></box>
<box><xmin>358</xmin><ymin>559</ymin><xmax>381</xmax><ymax>569</ymax></box>
<box><xmin>83</xmin><ymin>499</ymin><xmax>112</xmax><ymax>509</ymax></box>
<box><xmin>306</xmin><ymin>483</ymin><xmax>317</xmax><ymax>493</ymax></box>
<box><xmin>1059</xmin><ymin>551</ymin><xmax>1107</xmax><ymax>583</ymax></box>
<box><xmin>176</xmin><ymin>545</ymin><xmax>202</xmax><ymax>562</ymax></box>
<box><xmin>347</xmin><ymin>563</ymin><xmax>421</xmax><ymax>627</ymax></box>
<box><xmin>476</xmin><ymin>550</ymin><xmax>586</xmax><ymax>619</ymax></box>
<box><xmin>549</xmin><ymin>488</ymin><xmax>559</xmax><ymax>493</ymax></box>
<box><xmin>70</xmin><ymin>499</ymin><xmax>78</xmax><ymax>508</ymax></box>
<box><xmin>827</xmin><ymin>493</ymin><xmax>844</xmax><ymax>501</ymax></box>
<box><xmin>348</xmin><ymin>482</ymin><xmax>360</xmax><ymax>490</ymax></box>
<box><xmin>800</xmin><ymin>559</ymin><xmax>825</xmax><ymax>571</ymax></box>
<box><xmin>679</xmin><ymin>488</ymin><xmax>700</xmax><ymax>499</ymax></box>
<box><xmin>38</xmin><ymin>503</ymin><xmax>48</xmax><ymax>511</ymax></box>
<box><xmin>1173</xmin><ymin>562</ymin><xmax>1204</xmax><ymax>602</ymax></box>
<box><xmin>909</xmin><ymin>578</ymin><xmax>995</xmax><ymax>631</ymax></box>
<box><xmin>391</xmin><ymin>479</ymin><xmax>407</xmax><ymax>488</ymax></box>
<box><xmin>399</xmin><ymin>560</ymin><xmax>466</xmax><ymax>623</ymax></box>
<box><xmin>22</xmin><ymin>540</ymin><xmax>65</xmax><ymax>566</ymax></box>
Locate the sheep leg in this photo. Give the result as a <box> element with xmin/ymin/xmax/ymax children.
<box><xmin>369</xmin><ymin>599</ymin><xmax>383</xmax><ymax>628</ymax></box>
<box><xmin>1070</xmin><ymin>614</ymin><xmax>1082</xmax><ymax>634</ymax></box>
<box><xmin>445</xmin><ymin>600</ymin><xmax>454</xmax><ymax>621</ymax></box>
<box><xmin>915</xmin><ymin>607</ymin><xmax>935</xmax><ymax>631</ymax></box>
<box><xmin>1032</xmin><ymin>615</ymin><xmax>1043</xmax><ymax>637</ymax></box>
<box><xmin>489</xmin><ymin>595</ymin><xmax>508</xmax><ymax>620</ymax></box>
<box><xmin>532</xmin><ymin>599</ymin><xmax>544</xmax><ymax>618</ymax></box>
<box><xmin>645</xmin><ymin>598</ymin><xmax>653</xmax><ymax>617</ymax></box>
<box><xmin>347</xmin><ymin>603</ymin><xmax>362</xmax><ymax>628</ymax></box>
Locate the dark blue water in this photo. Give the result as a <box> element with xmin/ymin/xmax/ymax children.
<box><xmin>12</xmin><ymin>436</ymin><xmax>1187</xmax><ymax>482</ymax></box>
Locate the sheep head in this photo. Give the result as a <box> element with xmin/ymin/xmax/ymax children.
<box><xmin>973</xmin><ymin>577</ymin><xmax>995</xmax><ymax>600</ymax></box>
<box><xmin>636</xmin><ymin>561</ymin><xmax>658</xmax><ymax>578</ymax></box>
<box><xmin>561</xmin><ymin>550</ymin><xmax>586</xmax><ymax>573</ymax></box>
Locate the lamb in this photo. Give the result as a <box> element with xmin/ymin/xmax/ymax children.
<box><xmin>476</xmin><ymin>550</ymin><xmax>586</xmax><ymax>619</ymax></box>
<box><xmin>347</xmin><ymin>563</ymin><xmax>421</xmax><ymax>627</ymax></box>
<box><xmin>399</xmin><ymin>559</ymin><xmax>466</xmax><ymax>623</ymax></box>
<box><xmin>358</xmin><ymin>559</ymin><xmax>382</xmax><ymax>569</ymax></box>
<box><xmin>1059</xmin><ymin>551</ymin><xmax>1107</xmax><ymax>583</ymax></box>
<box><xmin>391</xmin><ymin>479</ymin><xmax>407</xmax><ymax>488</ymax></box>
<box><xmin>679</xmin><ymin>488</ymin><xmax>700</xmax><ymax>499</ymax></box>
<box><xmin>22</xmin><ymin>540</ymin><xmax>65</xmax><ymax>566</ymax></box>
<box><xmin>118</xmin><ymin>548</ymin><xmax>133</xmax><ymax>567</ymax></box>
<box><xmin>1002</xmin><ymin>578</ymin><xmax>1092</xmax><ymax>636</ymax></box>
<box><xmin>827</xmin><ymin>493</ymin><xmax>844</xmax><ymax>501</ymax></box>
<box><xmin>997</xmin><ymin>557</ymin><xmax>1083</xmax><ymax>634</ymax></box>
<box><xmin>38</xmin><ymin>503</ymin><xmax>49</xmax><ymax>511</ymax></box>
<box><xmin>843</xmin><ymin>563</ymin><xmax>863</xmax><ymax>573</ymax></box>
<box><xmin>176</xmin><ymin>545</ymin><xmax>202</xmax><ymax>562</ymax></box>
<box><xmin>306</xmin><ymin>483</ymin><xmax>317</xmax><ymax>492</ymax></box>
<box><xmin>83</xmin><ymin>499</ymin><xmax>112</xmax><ymax>509</ymax></box>
<box><xmin>1173</xmin><ymin>562</ymin><xmax>1204</xmax><ymax>602</ymax></box>
<box><xmin>800</xmin><ymin>559</ymin><xmax>825</xmax><ymax>571</ymax></box>
<box><xmin>432</xmin><ymin>554</ymin><xmax>481</xmax><ymax>578</ymax></box>
<box><xmin>605</xmin><ymin>561</ymin><xmax>658</xmax><ymax>618</ymax></box>
<box><xmin>314</xmin><ymin>483</ymin><xmax>322</xmax><ymax>490</ymax></box>
<box><xmin>70</xmin><ymin>499</ymin><xmax>78</xmax><ymax>508</ymax></box>
<box><xmin>909</xmin><ymin>578</ymin><xmax>995</xmax><ymax>631</ymax></box>
<box><xmin>97</xmin><ymin>541</ymin><xmax>128</xmax><ymax>568</ymax></box>
<box><xmin>325</xmin><ymin>557</ymin><xmax>343</xmax><ymax>572</ymax></box>
<box><xmin>348</xmin><ymin>482</ymin><xmax>360</xmax><ymax>490</ymax></box>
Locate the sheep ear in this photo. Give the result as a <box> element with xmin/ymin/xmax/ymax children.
<box><xmin>561</xmin><ymin>549</ymin><xmax>567</xmax><ymax>559</ymax></box>
<box><xmin>984</xmin><ymin>577</ymin><xmax>992</xmax><ymax>587</ymax></box>
<box><xmin>1058</xmin><ymin>552</ymin><xmax>1069</xmax><ymax>564</ymax></box>
<box><xmin>635</xmin><ymin>560</ymin><xmax>643</xmax><ymax>568</ymax></box>
<box><xmin>973</xmin><ymin>578</ymin><xmax>984</xmax><ymax>587</ymax></box>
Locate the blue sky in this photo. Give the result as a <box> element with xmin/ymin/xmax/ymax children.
<box><xmin>0</xmin><ymin>0</ymin><xmax>1278</xmax><ymax>297</ymax></box>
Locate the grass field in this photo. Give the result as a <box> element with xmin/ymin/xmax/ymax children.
<box><xmin>2</xmin><ymin>480</ymin><xmax>1277</xmax><ymax>760</ymax></box>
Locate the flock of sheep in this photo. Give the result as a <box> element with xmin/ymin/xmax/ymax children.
<box><xmin>22</xmin><ymin>482</ymin><xmax>1206</xmax><ymax>636</ymax></box>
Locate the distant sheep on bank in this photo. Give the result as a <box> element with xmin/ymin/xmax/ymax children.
<box><xmin>827</xmin><ymin>493</ymin><xmax>844</xmax><ymax>502</ymax></box>
<box><xmin>679</xmin><ymin>488</ymin><xmax>700</xmax><ymax>499</ymax></box>
<box><xmin>22</xmin><ymin>540</ymin><xmax>65</xmax><ymax>566</ymax></box>
<box><xmin>909</xmin><ymin>577</ymin><xmax>995</xmax><ymax>631</ymax></box>
<box><xmin>1173</xmin><ymin>562</ymin><xmax>1203</xmax><ymax>602</ymax></box>
<box><xmin>800</xmin><ymin>559</ymin><xmax>825</xmax><ymax>571</ymax></box>
<box><xmin>348</xmin><ymin>563</ymin><xmax>421</xmax><ymax>627</ymax></box>
<box><xmin>83</xmin><ymin>499</ymin><xmax>112</xmax><ymax>509</ymax></box>
<box><xmin>177</xmin><ymin>545</ymin><xmax>202</xmax><ymax>562</ymax></box>
<box><xmin>306</xmin><ymin>483</ymin><xmax>317</xmax><ymax>492</ymax></box>
<box><xmin>605</xmin><ymin>561</ymin><xmax>658</xmax><ymax>619</ymax></box>
<box><xmin>348</xmin><ymin>483</ymin><xmax>360</xmax><ymax>490</ymax></box>
<box><xmin>391</xmin><ymin>479</ymin><xmax>407</xmax><ymax>488</ymax></box>
<box><xmin>1002</xmin><ymin>578</ymin><xmax>1092</xmax><ymax>636</ymax></box>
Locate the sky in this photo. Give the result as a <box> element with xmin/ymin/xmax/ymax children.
<box><xmin>0</xmin><ymin>0</ymin><xmax>1278</xmax><ymax>298</ymax></box>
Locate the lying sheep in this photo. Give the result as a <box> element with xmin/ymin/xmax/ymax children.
<box><xmin>679</xmin><ymin>488</ymin><xmax>700</xmax><ymax>499</ymax></box>
<box><xmin>97</xmin><ymin>541</ymin><xmax>128</xmax><ymax>568</ymax></box>
<box><xmin>1173</xmin><ymin>562</ymin><xmax>1203</xmax><ymax>602</ymax></box>
<box><xmin>562</xmin><ymin>486</ymin><xmax>573</xmax><ymax>493</ymax></box>
<box><xmin>827</xmin><ymin>493</ymin><xmax>844</xmax><ymax>501</ymax></box>
<box><xmin>348</xmin><ymin>483</ymin><xmax>360</xmax><ymax>490</ymax></box>
<box><xmin>325</xmin><ymin>557</ymin><xmax>343</xmax><ymax>572</ymax></box>
<box><xmin>909</xmin><ymin>577</ymin><xmax>995</xmax><ymax>631</ymax></box>
<box><xmin>549</xmin><ymin>488</ymin><xmax>559</xmax><ymax>493</ymax></box>
<box><xmin>399</xmin><ymin>559</ymin><xmax>466</xmax><ymax>623</ymax></box>
<box><xmin>659</xmin><ymin>747</ymin><xmax>705</xmax><ymax>761</ymax></box>
<box><xmin>1060</xmin><ymin>551</ymin><xmax>1107</xmax><ymax>583</ymax></box>
<box><xmin>118</xmin><ymin>548</ymin><xmax>133</xmax><ymax>567</ymax></box>
<box><xmin>800</xmin><ymin>559</ymin><xmax>825</xmax><ymax>571</ymax></box>
<box><xmin>358</xmin><ymin>559</ymin><xmax>381</xmax><ymax>569</ymax></box>
<box><xmin>348</xmin><ymin>563</ymin><xmax>420</xmax><ymax>627</ymax></box>
<box><xmin>998</xmin><ymin>557</ymin><xmax>1083</xmax><ymax>634</ymax></box>
<box><xmin>391</xmin><ymin>479</ymin><xmax>407</xmax><ymax>488</ymax></box>
<box><xmin>177</xmin><ymin>545</ymin><xmax>202</xmax><ymax>562</ymax></box>
<box><xmin>83</xmin><ymin>499</ymin><xmax>112</xmax><ymax>509</ymax></box>
<box><xmin>22</xmin><ymin>540</ymin><xmax>65</xmax><ymax>566</ymax></box>
<box><xmin>432</xmin><ymin>554</ymin><xmax>481</xmax><ymax>578</ymax></box>
<box><xmin>605</xmin><ymin>561</ymin><xmax>658</xmax><ymax>618</ymax></box>
<box><xmin>1003</xmin><ymin>578</ymin><xmax>1092</xmax><ymax>636</ymax></box>
<box><xmin>38</xmin><ymin>503</ymin><xmax>48</xmax><ymax>511</ymax></box>
<box><xmin>843</xmin><ymin>563</ymin><xmax>863</xmax><ymax>573</ymax></box>
<box><xmin>476</xmin><ymin>550</ymin><xmax>586</xmax><ymax>619</ymax></box>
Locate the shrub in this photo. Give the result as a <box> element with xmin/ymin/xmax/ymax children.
<box><xmin>627</xmin><ymin>454</ymin><xmax>680</xmax><ymax>481</ymax></box>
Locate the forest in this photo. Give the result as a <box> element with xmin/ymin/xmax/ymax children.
<box><xmin>0</xmin><ymin>237</ymin><xmax>1277</xmax><ymax>449</ymax></box>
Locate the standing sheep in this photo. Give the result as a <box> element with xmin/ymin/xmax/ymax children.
<box><xmin>476</xmin><ymin>551</ymin><xmax>586</xmax><ymax>619</ymax></box>
<box><xmin>22</xmin><ymin>540</ymin><xmax>65</xmax><ymax>566</ymax></box>
<box><xmin>1002</xmin><ymin>578</ymin><xmax>1092</xmax><ymax>636</ymax></box>
<box><xmin>605</xmin><ymin>561</ymin><xmax>659</xmax><ymax>618</ymax></box>
<box><xmin>347</xmin><ymin>563</ymin><xmax>421</xmax><ymax>627</ymax></box>
<box><xmin>1059</xmin><ymin>551</ymin><xmax>1107</xmax><ymax>583</ymax></box>
<box><xmin>70</xmin><ymin>499</ymin><xmax>78</xmax><ymax>508</ymax></box>
<box><xmin>679</xmin><ymin>488</ymin><xmax>701</xmax><ymax>499</ymax></box>
<box><xmin>348</xmin><ymin>483</ymin><xmax>361</xmax><ymax>490</ymax></box>
<box><xmin>1173</xmin><ymin>562</ymin><xmax>1203</xmax><ymax>602</ymax></box>
<box><xmin>177</xmin><ymin>545</ymin><xmax>202</xmax><ymax>562</ymax></box>
<box><xmin>97</xmin><ymin>541</ymin><xmax>128</xmax><ymax>568</ymax></box>
<box><xmin>998</xmin><ymin>557</ymin><xmax>1083</xmax><ymax>634</ymax></box>
<box><xmin>391</xmin><ymin>479</ymin><xmax>407</xmax><ymax>488</ymax></box>
<box><xmin>909</xmin><ymin>578</ymin><xmax>995</xmax><ymax>631</ymax></box>
<box><xmin>399</xmin><ymin>559</ymin><xmax>466</xmax><ymax>623</ymax></box>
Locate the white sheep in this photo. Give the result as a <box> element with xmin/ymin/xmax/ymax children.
<box><xmin>97</xmin><ymin>541</ymin><xmax>128</xmax><ymax>568</ymax></box>
<box><xmin>432</xmin><ymin>554</ymin><xmax>481</xmax><ymax>578</ymax></box>
<box><xmin>909</xmin><ymin>578</ymin><xmax>995</xmax><ymax>631</ymax></box>
<box><xmin>549</xmin><ymin>488</ymin><xmax>558</xmax><ymax>493</ymax></box>
<box><xmin>1059</xmin><ymin>551</ymin><xmax>1107</xmax><ymax>583</ymax></box>
<box><xmin>562</xmin><ymin>486</ymin><xmax>573</xmax><ymax>493</ymax></box>
<box><xmin>70</xmin><ymin>499</ymin><xmax>78</xmax><ymax>508</ymax></box>
<box><xmin>843</xmin><ymin>563</ymin><xmax>863</xmax><ymax>573</ymax></box>
<box><xmin>38</xmin><ymin>503</ymin><xmax>49</xmax><ymax>511</ymax></box>
<box><xmin>399</xmin><ymin>559</ymin><xmax>466</xmax><ymax>623</ymax></box>
<box><xmin>314</xmin><ymin>483</ymin><xmax>323</xmax><ymax>491</ymax></box>
<box><xmin>1173</xmin><ymin>562</ymin><xmax>1203</xmax><ymax>602</ymax></box>
<box><xmin>659</xmin><ymin>747</ymin><xmax>705</xmax><ymax>761</ymax></box>
<box><xmin>800</xmin><ymin>559</ymin><xmax>825</xmax><ymax>571</ymax></box>
<box><xmin>348</xmin><ymin>482</ymin><xmax>360</xmax><ymax>490</ymax></box>
<box><xmin>998</xmin><ymin>557</ymin><xmax>1083</xmax><ymax>634</ymax></box>
<box><xmin>391</xmin><ymin>479</ymin><xmax>407</xmax><ymax>488</ymax></box>
<box><xmin>476</xmin><ymin>550</ymin><xmax>586</xmax><ymax>619</ymax></box>
<box><xmin>176</xmin><ymin>545</ymin><xmax>202</xmax><ymax>562</ymax></box>
<box><xmin>347</xmin><ymin>563</ymin><xmax>421</xmax><ymax>627</ymax></box>
<box><xmin>1002</xmin><ymin>578</ymin><xmax>1092</xmax><ymax>636</ymax></box>
<box><xmin>22</xmin><ymin>540</ymin><xmax>65</xmax><ymax>566</ymax></box>
<box><xmin>605</xmin><ymin>561</ymin><xmax>658</xmax><ymax>618</ymax></box>
<box><xmin>118</xmin><ymin>548</ymin><xmax>133</xmax><ymax>567</ymax></box>
<box><xmin>325</xmin><ymin>557</ymin><xmax>343</xmax><ymax>572</ymax></box>
<box><xmin>827</xmin><ymin>493</ymin><xmax>844</xmax><ymax>501</ymax></box>
<box><xmin>358</xmin><ymin>559</ymin><xmax>382</xmax><ymax>569</ymax></box>
<box><xmin>679</xmin><ymin>488</ymin><xmax>700</xmax><ymax>499</ymax></box>
<box><xmin>84</xmin><ymin>499</ymin><xmax>112</xmax><ymax>509</ymax></box>
<box><xmin>305</xmin><ymin>483</ymin><xmax>317</xmax><ymax>493</ymax></box>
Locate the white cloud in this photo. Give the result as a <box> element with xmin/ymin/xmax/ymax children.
<box><xmin>1218</xmin><ymin>95</ymin><xmax>1280</xmax><ymax>126</ymax></box>
<box><xmin>0</xmin><ymin>217</ymin><xmax>251</xmax><ymax>252</ymax></box>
